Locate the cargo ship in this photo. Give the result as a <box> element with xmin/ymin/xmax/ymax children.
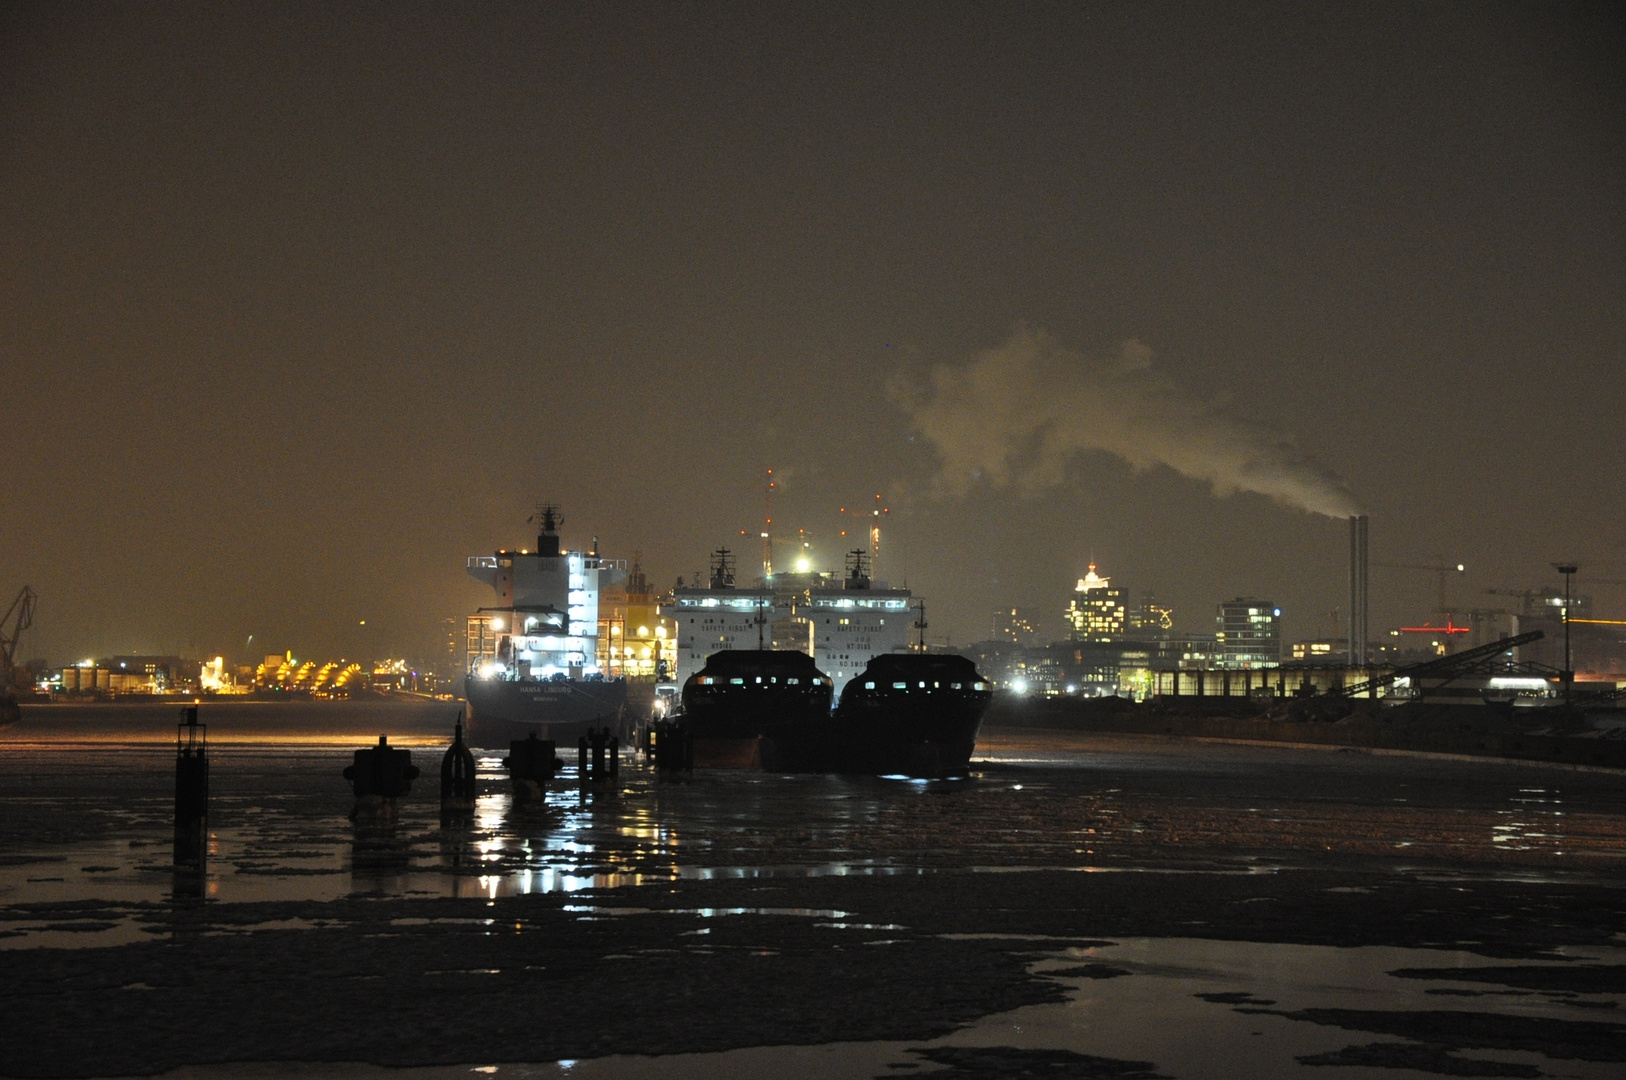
<box><xmin>678</xmin><ymin>649</ymin><xmax>834</xmax><ymax>769</ymax></box>
<box><xmin>826</xmin><ymin>652</ymin><xmax>992</xmax><ymax>776</ymax></box>
<box><xmin>462</xmin><ymin>507</ymin><xmax>629</xmax><ymax>748</ymax></box>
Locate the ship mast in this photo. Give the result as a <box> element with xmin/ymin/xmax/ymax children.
<box><xmin>710</xmin><ymin>548</ymin><xmax>735</xmax><ymax>589</ymax></box>
<box><xmin>528</xmin><ymin>503</ymin><xmax>563</xmax><ymax>557</ymax></box>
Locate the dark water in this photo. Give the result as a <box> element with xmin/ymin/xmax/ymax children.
<box><xmin>2</xmin><ymin>701</ymin><xmax>1624</xmax><ymax>1078</ymax></box>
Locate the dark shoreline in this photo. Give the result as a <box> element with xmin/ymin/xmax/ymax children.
<box><xmin>983</xmin><ymin>694</ymin><xmax>1626</xmax><ymax>770</ymax></box>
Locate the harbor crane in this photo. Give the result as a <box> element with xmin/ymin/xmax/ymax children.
<box><xmin>1</xmin><ymin>586</ymin><xmax>37</xmax><ymax>692</ymax></box>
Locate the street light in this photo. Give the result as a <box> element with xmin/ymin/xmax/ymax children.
<box><xmin>1553</xmin><ymin>562</ymin><xmax>1579</xmax><ymax>705</ymax></box>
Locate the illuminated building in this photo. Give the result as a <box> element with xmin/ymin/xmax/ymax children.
<box><xmin>1127</xmin><ymin>592</ymin><xmax>1174</xmax><ymax>637</ymax></box>
<box><xmin>1063</xmin><ymin>564</ymin><xmax>1128</xmax><ymax>643</ymax></box>
<box><xmin>1290</xmin><ymin>638</ymin><xmax>1346</xmax><ymax>660</ymax></box>
<box><xmin>1215</xmin><ymin>599</ymin><xmax>1281</xmax><ymax>668</ymax></box>
<box><xmin>990</xmin><ymin>607</ymin><xmax>1037</xmax><ymax>645</ymax></box>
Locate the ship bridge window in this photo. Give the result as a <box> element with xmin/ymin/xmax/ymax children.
<box><xmin>787</xmin><ymin>678</ymin><xmax>800</xmax><ymax>685</ymax></box>
<box><xmin>892</xmin><ymin>682</ymin><xmax>908</xmax><ymax>689</ymax></box>
<box><xmin>864</xmin><ymin>681</ymin><xmax>875</xmax><ymax>689</ymax></box>
<box><xmin>973</xmin><ymin>682</ymin><xmax>987</xmax><ymax>690</ymax></box>
<box><xmin>730</xmin><ymin>678</ymin><xmax>745</xmax><ymax>685</ymax></box>
<box><xmin>812</xmin><ymin>678</ymin><xmax>824</xmax><ymax>685</ymax></box>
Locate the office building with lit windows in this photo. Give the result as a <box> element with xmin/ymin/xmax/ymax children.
<box><xmin>1215</xmin><ymin>598</ymin><xmax>1282</xmax><ymax>668</ymax></box>
<box><xmin>1064</xmin><ymin>564</ymin><xmax>1129</xmax><ymax>643</ymax></box>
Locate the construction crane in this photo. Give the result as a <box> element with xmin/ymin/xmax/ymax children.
<box><xmin>1</xmin><ymin>586</ymin><xmax>38</xmax><ymax>691</ymax></box>
<box><xmin>1374</xmin><ymin>556</ymin><xmax>1465</xmax><ymax>617</ymax></box>
<box><xmin>761</xmin><ymin>468</ymin><xmax>778</xmax><ymax>579</ymax></box>
<box><xmin>838</xmin><ymin>496</ymin><xmax>890</xmax><ymax>582</ymax></box>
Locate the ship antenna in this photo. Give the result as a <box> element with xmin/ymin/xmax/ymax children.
<box><xmin>913</xmin><ymin>598</ymin><xmax>927</xmax><ymax>652</ymax></box>
<box><xmin>711</xmin><ymin>547</ymin><xmax>735</xmax><ymax>589</ymax></box>
<box><xmin>528</xmin><ymin>503</ymin><xmax>563</xmax><ymax>551</ymax></box>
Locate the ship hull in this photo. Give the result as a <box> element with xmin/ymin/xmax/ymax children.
<box><xmin>678</xmin><ymin>650</ymin><xmax>834</xmax><ymax>770</ymax></box>
<box><xmin>824</xmin><ymin>654</ymin><xmax>994</xmax><ymax>777</ymax></box>
<box><xmin>681</xmin><ymin>698</ymin><xmax>835</xmax><ymax>770</ymax></box>
<box><xmin>464</xmin><ymin>678</ymin><xmax>628</xmax><ymax>749</ymax></box>
<box><xmin>823</xmin><ymin>694</ymin><xmax>988</xmax><ymax>776</ymax></box>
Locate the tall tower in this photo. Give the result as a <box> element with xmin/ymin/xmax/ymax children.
<box><xmin>1348</xmin><ymin>515</ymin><xmax>1369</xmax><ymax>666</ymax></box>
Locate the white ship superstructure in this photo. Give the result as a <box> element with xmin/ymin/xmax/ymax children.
<box><xmin>465</xmin><ymin>507</ymin><xmax>626</xmax><ymax>681</ymax></box>
<box><xmin>804</xmin><ymin>582</ymin><xmax>912</xmax><ymax>692</ymax></box>
<box><xmin>662</xmin><ymin>548</ymin><xmax>913</xmax><ymax>698</ymax></box>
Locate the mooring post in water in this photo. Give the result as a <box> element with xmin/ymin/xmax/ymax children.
<box><xmin>577</xmin><ymin>735</ymin><xmax>589</xmax><ymax>781</ymax></box>
<box><xmin>173</xmin><ymin>705</ymin><xmax>208</xmax><ymax>875</ymax></box>
<box><xmin>590</xmin><ymin>726</ymin><xmax>608</xmax><ymax>780</ymax></box>
<box><xmin>608</xmin><ymin>734</ymin><xmax>619</xmax><ymax>777</ymax></box>
<box><xmin>343</xmin><ymin>734</ymin><xmax>420</xmax><ymax>821</ymax></box>
<box><xmin>439</xmin><ymin>714</ymin><xmax>477</xmax><ymax>821</ymax></box>
<box><xmin>652</xmin><ymin>720</ymin><xmax>693</xmax><ymax>778</ymax></box>
<box><xmin>503</xmin><ymin>732</ymin><xmax>559</xmax><ymax>810</ymax></box>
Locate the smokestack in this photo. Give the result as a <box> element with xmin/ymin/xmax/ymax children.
<box><xmin>1348</xmin><ymin>515</ymin><xmax>1369</xmax><ymax>667</ymax></box>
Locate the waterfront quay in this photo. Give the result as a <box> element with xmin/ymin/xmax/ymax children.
<box><xmin>2</xmin><ymin>701</ymin><xmax>1624</xmax><ymax>1079</ymax></box>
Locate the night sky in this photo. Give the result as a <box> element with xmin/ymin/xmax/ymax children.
<box><xmin>3</xmin><ymin>3</ymin><xmax>1622</xmax><ymax>665</ymax></box>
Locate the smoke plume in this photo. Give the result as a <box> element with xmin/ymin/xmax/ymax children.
<box><xmin>898</xmin><ymin>328</ymin><xmax>1362</xmax><ymax>518</ymax></box>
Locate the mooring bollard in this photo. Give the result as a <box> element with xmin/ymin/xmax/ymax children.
<box><xmin>503</xmin><ymin>732</ymin><xmax>560</xmax><ymax>809</ymax></box>
<box><xmin>344</xmin><ymin>734</ymin><xmax>420</xmax><ymax>821</ymax></box>
<box><xmin>590</xmin><ymin>727</ymin><xmax>607</xmax><ymax>779</ymax></box>
<box><xmin>651</xmin><ymin>720</ymin><xmax>693</xmax><ymax>777</ymax></box>
<box><xmin>440</xmin><ymin>716</ymin><xmax>477</xmax><ymax>820</ymax></box>
<box><xmin>173</xmin><ymin>705</ymin><xmax>208</xmax><ymax>876</ymax></box>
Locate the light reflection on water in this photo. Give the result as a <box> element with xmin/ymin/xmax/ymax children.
<box><xmin>3</xmin><ymin>702</ymin><xmax>1626</xmax><ymax>948</ymax></box>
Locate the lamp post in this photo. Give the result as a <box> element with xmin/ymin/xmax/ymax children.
<box><xmin>1553</xmin><ymin>562</ymin><xmax>1578</xmax><ymax>706</ymax></box>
